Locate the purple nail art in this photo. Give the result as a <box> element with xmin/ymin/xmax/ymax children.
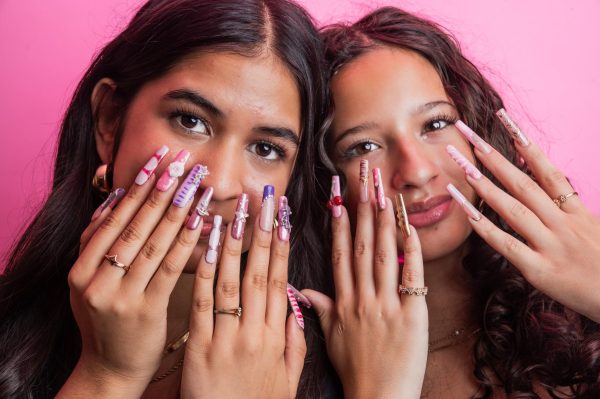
<box><xmin>232</xmin><ymin>193</ymin><xmax>249</xmax><ymax>240</ymax></box>
<box><xmin>173</xmin><ymin>164</ymin><xmax>209</xmax><ymax>208</ymax></box>
<box><xmin>278</xmin><ymin>196</ymin><xmax>292</xmax><ymax>241</ymax></box>
<box><xmin>205</xmin><ymin>215</ymin><xmax>222</xmax><ymax>264</ymax></box>
<box><xmin>260</xmin><ymin>185</ymin><xmax>275</xmax><ymax>232</ymax></box>
<box><xmin>91</xmin><ymin>188</ymin><xmax>125</xmax><ymax>221</ymax></box>
<box><xmin>373</xmin><ymin>168</ymin><xmax>386</xmax><ymax>210</ymax></box>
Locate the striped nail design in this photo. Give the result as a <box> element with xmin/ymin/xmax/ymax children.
<box><xmin>446</xmin><ymin>145</ymin><xmax>482</xmax><ymax>180</ymax></box>
<box><xmin>173</xmin><ymin>164</ymin><xmax>209</xmax><ymax>208</ymax></box>
<box><xmin>186</xmin><ymin>187</ymin><xmax>213</xmax><ymax>230</ymax></box>
<box><xmin>373</xmin><ymin>168</ymin><xmax>386</xmax><ymax>210</ymax></box>
<box><xmin>205</xmin><ymin>215</ymin><xmax>222</xmax><ymax>264</ymax></box>
<box><xmin>496</xmin><ymin>108</ymin><xmax>529</xmax><ymax>146</ymax></box>
<box><xmin>287</xmin><ymin>286</ymin><xmax>305</xmax><ymax>329</ymax></box>
<box><xmin>287</xmin><ymin>283</ymin><xmax>311</xmax><ymax>308</ymax></box>
<box><xmin>157</xmin><ymin>149</ymin><xmax>191</xmax><ymax>192</ymax></box>
<box><xmin>359</xmin><ymin>159</ymin><xmax>369</xmax><ymax>203</ymax></box>
<box><xmin>91</xmin><ymin>188</ymin><xmax>125</xmax><ymax>221</ymax></box>
<box><xmin>135</xmin><ymin>145</ymin><xmax>169</xmax><ymax>186</ymax></box>
<box><xmin>232</xmin><ymin>193</ymin><xmax>249</xmax><ymax>240</ymax></box>
<box><xmin>455</xmin><ymin>121</ymin><xmax>492</xmax><ymax>154</ymax></box>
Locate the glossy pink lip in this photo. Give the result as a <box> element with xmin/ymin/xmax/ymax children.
<box><xmin>406</xmin><ymin>195</ymin><xmax>452</xmax><ymax>228</ymax></box>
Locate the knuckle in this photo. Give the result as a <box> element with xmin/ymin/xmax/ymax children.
<box><xmin>270</xmin><ymin>245</ymin><xmax>288</xmax><ymax>263</ymax></box>
<box><xmin>193</xmin><ymin>296</ymin><xmax>214</xmax><ymax>313</ymax></box>
<box><xmin>220</xmin><ymin>282</ymin><xmax>239</xmax><ymax>298</ymax></box>
<box><xmin>221</xmin><ymin>245</ymin><xmax>239</xmax><ymax>258</ymax></box>
<box><xmin>145</xmin><ymin>190</ymin><xmax>163</xmax><ymax>209</ymax></box>
<box><xmin>354</xmin><ymin>240</ymin><xmax>367</xmax><ymax>257</ymax></box>
<box><xmin>176</xmin><ymin>230</ymin><xmax>196</xmax><ymax>248</ymax></box>
<box><xmin>403</xmin><ymin>267</ymin><xmax>423</xmax><ymax>285</ymax></box>
<box><xmin>82</xmin><ymin>288</ymin><xmax>104</xmax><ymax>311</ymax></box>
<box><xmin>509</xmin><ymin>201</ymin><xmax>529</xmax><ymax>219</ymax></box>
<box><xmin>250</xmin><ymin>273</ymin><xmax>268</xmax><ymax>291</ymax></box>
<box><xmin>160</xmin><ymin>257</ymin><xmax>182</xmax><ymax>277</ymax></box>
<box><xmin>542</xmin><ymin>168</ymin><xmax>566</xmax><ymax>186</ymax></box>
<box><xmin>503</xmin><ymin>235</ymin><xmax>520</xmax><ymax>254</ymax></box>
<box><xmin>254</xmin><ymin>234</ymin><xmax>272</xmax><ymax>250</ymax></box>
<box><xmin>514</xmin><ymin>176</ymin><xmax>538</xmax><ymax>195</ymax></box>
<box><xmin>67</xmin><ymin>268</ymin><xmax>83</xmax><ymax>291</ymax></box>
<box><xmin>374</xmin><ymin>248</ymin><xmax>387</xmax><ymax>268</ymax></box>
<box><xmin>120</xmin><ymin>222</ymin><xmax>142</xmax><ymax>244</ymax></box>
<box><xmin>140</xmin><ymin>239</ymin><xmax>160</xmax><ymax>261</ymax></box>
<box><xmin>165</xmin><ymin>207</ymin><xmax>181</xmax><ymax>224</ymax></box>
<box><xmin>99</xmin><ymin>213</ymin><xmax>120</xmax><ymax>232</ymax></box>
<box><xmin>196</xmin><ymin>267</ymin><xmax>215</xmax><ymax>281</ymax></box>
<box><xmin>332</xmin><ymin>248</ymin><xmax>346</xmax><ymax>268</ymax></box>
<box><xmin>269</xmin><ymin>278</ymin><xmax>287</xmax><ymax>294</ymax></box>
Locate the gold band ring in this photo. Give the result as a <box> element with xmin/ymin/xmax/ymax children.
<box><xmin>214</xmin><ymin>307</ymin><xmax>242</xmax><ymax>317</ymax></box>
<box><xmin>104</xmin><ymin>254</ymin><xmax>130</xmax><ymax>274</ymax></box>
<box><xmin>553</xmin><ymin>191</ymin><xmax>578</xmax><ymax>208</ymax></box>
<box><xmin>399</xmin><ymin>285</ymin><xmax>428</xmax><ymax>296</ymax></box>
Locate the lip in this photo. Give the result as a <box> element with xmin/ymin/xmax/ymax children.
<box><xmin>405</xmin><ymin>195</ymin><xmax>452</xmax><ymax>228</ymax></box>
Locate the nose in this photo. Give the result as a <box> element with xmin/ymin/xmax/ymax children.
<box><xmin>192</xmin><ymin>140</ymin><xmax>243</xmax><ymax>202</ymax></box>
<box><xmin>389</xmin><ymin>137</ymin><xmax>438</xmax><ymax>191</ymax></box>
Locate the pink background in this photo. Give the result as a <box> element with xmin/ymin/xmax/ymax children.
<box><xmin>1</xmin><ymin>0</ymin><xmax>599</xmax><ymax>263</ymax></box>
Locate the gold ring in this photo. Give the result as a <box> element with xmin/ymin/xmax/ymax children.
<box><xmin>399</xmin><ymin>285</ymin><xmax>428</xmax><ymax>296</ymax></box>
<box><xmin>104</xmin><ymin>254</ymin><xmax>130</xmax><ymax>274</ymax></box>
<box><xmin>214</xmin><ymin>307</ymin><xmax>242</xmax><ymax>317</ymax></box>
<box><xmin>552</xmin><ymin>191</ymin><xmax>578</xmax><ymax>208</ymax></box>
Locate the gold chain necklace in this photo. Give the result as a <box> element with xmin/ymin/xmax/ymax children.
<box><xmin>150</xmin><ymin>330</ymin><xmax>190</xmax><ymax>383</ymax></box>
<box><xmin>428</xmin><ymin>327</ymin><xmax>480</xmax><ymax>353</ymax></box>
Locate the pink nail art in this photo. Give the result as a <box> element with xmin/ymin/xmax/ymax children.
<box><xmin>186</xmin><ymin>187</ymin><xmax>213</xmax><ymax>230</ymax></box>
<box><xmin>330</xmin><ymin>176</ymin><xmax>343</xmax><ymax>218</ymax></box>
<box><xmin>496</xmin><ymin>108</ymin><xmax>529</xmax><ymax>146</ymax></box>
<box><xmin>359</xmin><ymin>159</ymin><xmax>369</xmax><ymax>203</ymax></box>
<box><xmin>232</xmin><ymin>193</ymin><xmax>249</xmax><ymax>240</ymax></box>
<box><xmin>287</xmin><ymin>286</ymin><xmax>305</xmax><ymax>329</ymax></box>
<box><xmin>278</xmin><ymin>196</ymin><xmax>292</xmax><ymax>241</ymax></box>
<box><xmin>173</xmin><ymin>164</ymin><xmax>209</xmax><ymax>208</ymax></box>
<box><xmin>135</xmin><ymin>145</ymin><xmax>169</xmax><ymax>186</ymax></box>
<box><xmin>260</xmin><ymin>185</ymin><xmax>275</xmax><ymax>232</ymax></box>
<box><xmin>446</xmin><ymin>145</ymin><xmax>482</xmax><ymax>180</ymax></box>
<box><xmin>447</xmin><ymin>183</ymin><xmax>482</xmax><ymax>221</ymax></box>
<box><xmin>373</xmin><ymin>168</ymin><xmax>386</xmax><ymax>210</ymax></box>
<box><xmin>455</xmin><ymin>120</ymin><xmax>492</xmax><ymax>154</ymax></box>
<box><xmin>157</xmin><ymin>149</ymin><xmax>190</xmax><ymax>192</ymax></box>
<box><xmin>91</xmin><ymin>188</ymin><xmax>125</xmax><ymax>221</ymax></box>
<box><xmin>287</xmin><ymin>283</ymin><xmax>312</xmax><ymax>308</ymax></box>
<box><xmin>205</xmin><ymin>215</ymin><xmax>222</xmax><ymax>264</ymax></box>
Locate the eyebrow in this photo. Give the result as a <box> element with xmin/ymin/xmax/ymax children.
<box><xmin>413</xmin><ymin>100</ymin><xmax>456</xmax><ymax>115</ymax></box>
<box><xmin>253</xmin><ymin>126</ymin><xmax>300</xmax><ymax>147</ymax></box>
<box><xmin>164</xmin><ymin>89</ymin><xmax>224</xmax><ymax>118</ymax></box>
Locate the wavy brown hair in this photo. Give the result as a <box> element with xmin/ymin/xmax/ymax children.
<box><xmin>317</xmin><ymin>6</ymin><xmax>600</xmax><ymax>399</ymax></box>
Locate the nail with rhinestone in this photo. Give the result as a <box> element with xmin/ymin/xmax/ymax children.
<box><xmin>278</xmin><ymin>196</ymin><xmax>292</xmax><ymax>241</ymax></box>
<box><xmin>232</xmin><ymin>193</ymin><xmax>249</xmax><ymax>240</ymax></box>
<box><xmin>330</xmin><ymin>176</ymin><xmax>342</xmax><ymax>218</ymax></box>
<box><xmin>496</xmin><ymin>108</ymin><xmax>529</xmax><ymax>146</ymax></box>
<box><xmin>186</xmin><ymin>186</ymin><xmax>213</xmax><ymax>230</ymax></box>
<box><xmin>157</xmin><ymin>149</ymin><xmax>190</xmax><ymax>192</ymax></box>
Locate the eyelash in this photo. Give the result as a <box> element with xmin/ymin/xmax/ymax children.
<box><xmin>249</xmin><ymin>139</ymin><xmax>288</xmax><ymax>162</ymax></box>
<box><xmin>341</xmin><ymin>137</ymin><xmax>380</xmax><ymax>159</ymax></box>
<box><xmin>422</xmin><ymin>113</ymin><xmax>458</xmax><ymax>133</ymax></box>
<box><xmin>170</xmin><ymin>107</ymin><xmax>212</xmax><ymax>136</ymax></box>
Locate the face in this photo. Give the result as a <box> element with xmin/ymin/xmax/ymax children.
<box><xmin>329</xmin><ymin>47</ymin><xmax>477</xmax><ymax>261</ymax></box>
<box><xmin>109</xmin><ymin>50</ymin><xmax>301</xmax><ymax>271</ymax></box>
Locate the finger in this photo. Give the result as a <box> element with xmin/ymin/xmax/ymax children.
<box><xmin>284</xmin><ymin>313</ymin><xmax>307</xmax><ymax>398</ymax></box>
<box><xmin>353</xmin><ymin>197</ymin><xmax>376</xmax><ymax>300</ymax></box>
<box><xmin>214</xmin><ymin>195</ymin><xmax>246</xmax><ymax>334</ymax></box>
<box><xmin>300</xmin><ymin>289</ymin><xmax>334</xmax><ymax>334</ymax></box>
<box><xmin>467</xmin><ymin>213</ymin><xmax>545</xmax><ymax>286</ymax></box>
<box><xmin>399</xmin><ymin>226</ymin><xmax>427</xmax><ymax>307</ymax></box>
<box><xmin>266</xmin><ymin>196</ymin><xmax>291</xmax><ymax>328</ymax></box>
<box><xmin>80</xmin><ymin>188</ymin><xmax>126</xmax><ymax>254</ymax></box>
<box><xmin>373</xmin><ymin>198</ymin><xmax>399</xmax><ymax>299</ymax></box>
<box><xmin>242</xmin><ymin>188</ymin><xmax>275</xmax><ymax>328</ymax></box>
<box><xmin>330</xmin><ymin>206</ymin><xmax>354</xmax><ymax>302</ymax></box>
<box><xmin>495</xmin><ymin>109</ymin><xmax>582</xmax><ymax>213</ymax></box>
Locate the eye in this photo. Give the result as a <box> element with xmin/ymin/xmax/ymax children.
<box><xmin>423</xmin><ymin>114</ymin><xmax>457</xmax><ymax>134</ymax></box>
<box><xmin>343</xmin><ymin>140</ymin><xmax>381</xmax><ymax>157</ymax></box>
<box><xmin>174</xmin><ymin>113</ymin><xmax>210</xmax><ymax>135</ymax></box>
<box><xmin>248</xmin><ymin>141</ymin><xmax>286</xmax><ymax>161</ymax></box>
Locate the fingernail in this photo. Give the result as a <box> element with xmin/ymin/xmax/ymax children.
<box><xmin>186</xmin><ymin>187</ymin><xmax>213</xmax><ymax>230</ymax></box>
<box><xmin>91</xmin><ymin>188</ymin><xmax>125</xmax><ymax>221</ymax></box>
<box><xmin>359</xmin><ymin>159</ymin><xmax>369</xmax><ymax>203</ymax></box>
<box><xmin>455</xmin><ymin>120</ymin><xmax>492</xmax><ymax>154</ymax></box>
<box><xmin>373</xmin><ymin>168</ymin><xmax>386</xmax><ymax>210</ymax></box>
<box><xmin>205</xmin><ymin>215</ymin><xmax>222</xmax><ymax>264</ymax></box>
<box><xmin>232</xmin><ymin>193</ymin><xmax>249</xmax><ymax>240</ymax></box>
<box><xmin>278</xmin><ymin>196</ymin><xmax>292</xmax><ymax>241</ymax></box>
<box><xmin>287</xmin><ymin>286</ymin><xmax>305</xmax><ymax>330</ymax></box>
<box><xmin>496</xmin><ymin>108</ymin><xmax>529</xmax><ymax>146</ymax></box>
<box><xmin>446</xmin><ymin>145</ymin><xmax>482</xmax><ymax>180</ymax></box>
<box><xmin>157</xmin><ymin>149</ymin><xmax>191</xmax><ymax>192</ymax></box>
<box><xmin>173</xmin><ymin>164</ymin><xmax>209</xmax><ymax>208</ymax></box>
<box><xmin>135</xmin><ymin>145</ymin><xmax>169</xmax><ymax>185</ymax></box>
<box><xmin>287</xmin><ymin>283</ymin><xmax>312</xmax><ymax>308</ymax></box>
<box><xmin>447</xmin><ymin>183</ymin><xmax>481</xmax><ymax>221</ymax></box>
<box><xmin>394</xmin><ymin>193</ymin><xmax>411</xmax><ymax>239</ymax></box>
<box><xmin>260</xmin><ymin>185</ymin><xmax>275</xmax><ymax>232</ymax></box>
<box><xmin>329</xmin><ymin>176</ymin><xmax>342</xmax><ymax>218</ymax></box>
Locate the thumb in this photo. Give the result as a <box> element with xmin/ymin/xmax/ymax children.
<box><xmin>285</xmin><ymin>313</ymin><xmax>306</xmax><ymax>398</ymax></box>
<box><xmin>301</xmin><ymin>289</ymin><xmax>334</xmax><ymax>334</ymax></box>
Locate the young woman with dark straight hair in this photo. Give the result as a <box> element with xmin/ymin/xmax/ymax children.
<box><xmin>0</xmin><ymin>1</ymin><xmax>335</xmax><ymax>397</ymax></box>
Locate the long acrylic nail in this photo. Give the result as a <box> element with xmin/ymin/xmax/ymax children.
<box><xmin>446</xmin><ymin>145</ymin><xmax>482</xmax><ymax>180</ymax></box>
<box><xmin>373</xmin><ymin>168</ymin><xmax>386</xmax><ymax>210</ymax></box>
<box><xmin>447</xmin><ymin>183</ymin><xmax>482</xmax><ymax>221</ymax></box>
<box><xmin>330</xmin><ymin>176</ymin><xmax>342</xmax><ymax>218</ymax></box>
<box><xmin>186</xmin><ymin>187</ymin><xmax>213</xmax><ymax>230</ymax></box>
<box><xmin>135</xmin><ymin>145</ymin><xmax>169</xmax><ymax>186</ymax></box>
<box><xmin>260</xmin><ymin>185</ymin><xmax>275</xmax><ymax>232</ymax></box>
<box><xmin>455</xmin><ymin>120</ymin><xmax>492</xmax><ymax>154</ymax></box>
<box><xmin>278</xmin><ymin>196</ymin><xmax>292</xmax><ymax>241</ymax></box>
<box><xmin>91</xmin><ymin>188</ymin><xmax>125</xmax><ymax>221</ymax></box>
<box><xmin>287</xmin><ymin>286</ymin><xmax>305</xmax><ymax>329</ymax></box>
<box><xmin>205</xmin><ymin>215</ymin><xmax>222</xmax><ymax>264</ymax></box>
<box><xmin>287</xmin><ymin>283</ymin><xmax>312</xmax><ymax>308</ymax></box>
<box><xmin>157</xmin><ymin>149</ymin><xmax>190</xmax><ymax>192</ymax></box>
<box><xmin>394</xmin><ymin>193</ymin><xmax>411</xmax><ymax>239</ymax></box>
<box><xmin>496</xmin><ymin>108</ymin><xmax>529</xmax><ymax>146</ymax></box>
<box><xmin>359</xmin><ymin>159</ymin><xmax>369</xmax><ymax>203</ymax></box>
<box><xmin>173</xmin><ymin>164</ymin><xmax>209</xmax><ymax>208</ymax></box>
<box><xmin>232</xmin><ymin>193</ymin><xmax>249</xmax><ymax>240</ymax></box>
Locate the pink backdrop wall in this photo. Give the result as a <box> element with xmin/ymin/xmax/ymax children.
<box><xmin>1</xmin><ymin>0</ymin><xmax>599</xmax><ymax>263</ymax></box>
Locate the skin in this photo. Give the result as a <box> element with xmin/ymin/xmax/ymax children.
<box><xmin>58</xmin><ymin>50</ymin><xmax>306</xmax><ymax>399</ymax></box>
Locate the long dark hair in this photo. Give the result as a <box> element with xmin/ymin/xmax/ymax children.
<box><xmin>318</xmin><ymin>7</ymin><xmax>600</xmax><ymax>399</ymax></box>
<box><xmin>0</xmin><ymin>1</ymin><xmax>333</xmax><ymax>397</ymax></box>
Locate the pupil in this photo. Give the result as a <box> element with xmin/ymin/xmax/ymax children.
<box><xmin>181</xmin><ymin>116</ymin><xmax>198</xmax><ymax>129</ymax></box>
<box><xmin>257</xmin><ymin>143</ymin><xmax>272</xmax><ymax>157</ymax></box>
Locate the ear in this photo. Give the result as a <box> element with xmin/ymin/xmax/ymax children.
<box><xmin>91</xmin><ymin>78</ymin><xmax>121</xmax><ymax>164</ymax></box>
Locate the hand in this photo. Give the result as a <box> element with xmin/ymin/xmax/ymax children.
<box><xmin>181</xmin><ymin>194</ymin><xmax>306</xmax><ymax>399</ymax></box>
<box><xmin>58</xmin><ymin>160</ymin><xmax>205</xmax><ymax>398</ymax></box>
<box><xmin>452</xmin><ymin>114</ymin><xmax>600</xmax><ymax>322</ymax></box>
<box><xmin>303</xmin><ymin>190</ymin><xmax>428</xmax><ymax>399</ymax></box>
